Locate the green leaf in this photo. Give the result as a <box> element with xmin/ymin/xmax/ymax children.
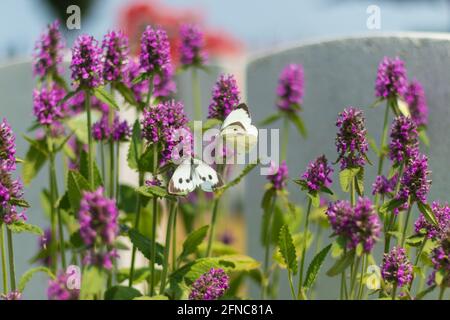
<box><xmin>115</xmin><ymin>82</ymin><xmax>138</xmax><ymax>106</ymax></box>
<box><xmin>93</xmin><ymin>87</ymin><xmax>120</xmax><ymax>110</ymax></box>
<box><xmin>117</xmin><ymin>267</ymin><xmax>150</xmax><ymax>285</ymax></box>
<box><xmin>355</xmin><ymin>166</ymin><xmax>364</xmax><ymax>196</ymax></box>
<box><xmin>132</xmin><ymin>73</ymin><xmax>148</xmax><ymax>85</ymax></box>
<box><xmin>80</xmin><ymin>267</ymin><xmax>106</xmax><ymax>300</ymax></box>
<box><xmin>289</xmin><ymin>112</ymin><xmax>307</xmax><ymax>138</ymax></box>
<box><xmin>415</xmin><ymin>285</ymin><xmax>436</xmax><ymax>300</ymax></box>
<box><xmin>22</xmin><ymin>135</ymin><xmax>49</xmax><ymax>155</ymax></box>
<box><xmin>417</xmin><ymin>202</ymin><xmax>438</xmax><ymax>226</ymax></box>
<box><xmin>9</xmin><ymin>198</ymin><xmax>31</xmax><ymax>208</ymax></box>
<box><xmin>304</xmin><ymin>244</ymin><xmax>332</xmax><ymax>289</ymax></box>
<box><xmin>379</xmin><ymin>198</ymin><xmax>405</xmax><ymax>214</ymax></box>
<box><xmin>127</xmin><ymin>120</ymin><xmax>142</xmax><ymax>171</ymax></box>
<box><xmin>53</xmin><ymin>73</ymin><xmax>69</xmax><ymax>91</ymax></box>
<box><xmin>339</xmin><ymin>168</ymin><xmax>359</xmax><ymax>193</ymax></box>
<box><xmin>136</xmin><ymin>185</ymin><xmax>168</xmax><ymax>199</ymax></box>
<box><xmin>406</xmin><ymin>234</ymin><xmax>426</xmax><ymax>247</ymax></box>
<box><xmin>128</xmin><ymin>229</ymin><xmax>164</xmax><ymax>265</ymax></box>
<box><xmin>326</xmin><ymin>249</ymin><xmax>355</xmax><ymax>277</ymax></box>
<box><xmin>79</xmin><ymin>150</ymin><xmax>103</xmax><ymax>189</ymax></box>
<box><xmin>307</xmin><ymin>192</ymin><xmax>320</xmax><ymax>208</ymax></box>
<box><xmin>331</xmin><ymin>237</ymin><xmax>345</xmax><ymax>258</ymax></box>
<box><xmin>134</xmin><ymin>295</ymin><xmax>169</xmax><ymax>300</ymax></box>
<box><xmin>216</xmin><ymin>254</ymin><xmax>261</xmax><ymax>272</ymax></box>
<box><xmin>104</xmin><ymin>286</ymin><xmax>142</xmax><ymax>300</ymax></box>
<box><xmin>179</xmin><ymin>225</ymin><xmax>209</xmax><ymax>261</ymax></box>
<box><xmin>7</xmin><ymin>221</ymin><xmax>43</xmax><ymax>236</ymax></box>
<box><xmin>22</xmin><ymin>139</ymin><xmax>48</xmax><ymax>185</ymax></box>
<box><xmin>67</xmin><ymin>170</ymin><xmax>92</xmax><ymax>213</ymax></box>
<box><xmin>216</xmin><ymin>162</ymin><xmax>259</xmax><ymax>196</ymax></box>
<box><xmin>369</xmin><ymin>97</ymin><xmax>384</xmax><ymax>109</ymax></box>
<box><xmin>418</xmin><ymin>129</ymin><xmax>429</xmax><ymax>147</ymax></box>
<box><xmin>278</xmin><ymin>225</ymin><xmax>298</xmax><ymax>274</ymax></box>
<box><xmin>118</xmin><ymin>184</ymin><xmax>139</xmax><ymax>214</ymax></box>
<box><xmin>18</xmin><ymin>267</ymin><xmax>55</xmax><ymax>292</ymax></box>
<box><xmin>202</xmin><ymin>118</ymin><xmax>222</xmax><ymax>131</ymax></box>
<box><xmin>66</xmin><ymin>114</ymin><xmax>90</xmax><ymax>145</ymax></box>
<box><xmin>259</xmin><ymin>113</ymin><xmax>282</xmax><ymax>126</ymax></box>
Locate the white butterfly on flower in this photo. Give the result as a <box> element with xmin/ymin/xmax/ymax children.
<box><xmin>167</xmin><ymin>103</ymin><xmax>258</xmax><ymax>196</ymax></box>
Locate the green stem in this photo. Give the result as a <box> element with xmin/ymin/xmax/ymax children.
<box><xmin>192</xmin><ymin>68</ymin><xmax>202</xmax><ymax>120</ymax></box>
<box><xmin>115</xmin><ymin>142</ymin><xmax>120</xmax><ymax>203</ymax></box>
<box><xmin>288</xmin><ymin>270</ymin><xmax>296</xmax><ymax>300</ymax></box>
<box><xmin>206</xmin><ymin>199</ymin><xmax>220</xmax><ymax>257</ymax></box>
<box><xmin>128</xmin><ymin>171</ymin><xmax>143</xmax><ymax>287</ymax></box>
<box><xmin>159</xmin><ymin>201</ymin><xmax>177</xmax><ymax>294</ymax></box>
<box><xmin>377</xmin><ymin>101</ymin><xmax>391</xmax><ymax>176</ymax></box>
<box><xmin>298</xmin><ymin>199</ymin><xmax>312</xmax><ymax>295</ymax></box>
<box><xmin>384</xmin><ymin>163</ymin><xmax>404</xmax><ymax>253</ymax></box>
<box><xmin>172</xmin><ymin>209</ymin><xmax>177</xmax><ymax>272</ymax></box>
<box><xmin>0</xmin><ymin>224</ymin><xmax>8</xmax><ymax>294</ymax></box>
<box><xmin>85</xmin><ymin>91</ymin><xmax>94</xmax><ymax>187</ymax></box>
<box><xmin>414</xmin><ymin>238</ymin><xmax>427</xmax><ymax>267</ymax></box>
<box><xmin>349</xmin><ymin>256</ymin><xmax>361</xmax><ymax>299</ymax></box>
<box><xmin>281</xmin><ymin>116</ymin><xmax>289</xmax><ymax>161</ymax></box>
<box><xmin>6</xmin><ymin>229</ymin><xmax>15</xmax><ymax>291</ymax></box>
<box><xmin>391</xmin><ymin>283</ymin><xmax>397</xmax><ymax>300</ymax></box>
<box><xmin>261</xmin><ymin>194</ymin><xmax>277</xmax><ymax>299</ymax></box>
<box><xmin>149</xmin><ymin>142</ymin><xmax>159</xmax><ymax>296</ymax></box>
<box><xmin>400</xmin><ymin>203</ymin><xmax>412</xmax><ymax>248</ymax></box>
<box><xmin>100</xmin><ymin>143</ymin><xmax>106</xmax><ymax>181</ymax></box>
<box><xmin>439</xmin><ymin>286</ymin><xmax>446</xmax><ymax>300</ymax></box>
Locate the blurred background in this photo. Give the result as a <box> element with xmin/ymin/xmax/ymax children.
<box><xmin>0</xmin><ymin>0</ymin><xmax>449</xmax><ymax>62</ymax></box>
<box><xmin>1</xmin><ymin>0</ymin><xmax>450</xmax><ymax>300</ymax></box>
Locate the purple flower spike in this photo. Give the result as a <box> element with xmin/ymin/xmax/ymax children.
<box><xmin>381</xmin><ymin>247</ymin><xmax>413</xmax><ymax>287</ymax></box>
<box><xmin>375</xmin><ymin>56</ymin><xmax>408</xmax><ymax>99</ymax></box>
<box><xmin>70</xmin><ymin>35</ymin><xmax>103</xmax><ymax>89</ymax></box>
<box><xmin>102</xmin><ymin>30</ymin><xmax>129</xmax><ymax>82</ymax></box>
<box><xmin>92</xmin><ymin>115</ymin><xmax>111</xmax><ymax>141</ymax></box>
<box><xmin>0</xmin><ymin>118</ymin><xmax>17</xmax><ymax>171</ymax></box>
<box><xmin>112</xmin><ymin>116</ymin><xmax>131</xmax><ymax>142</ymax></box>
<box><xmin>389</xmin><ymin>116</ymin><xmax>419</xmax><ymax>166</ymax></box>
<box><xmin>415</xmin><ymin>201</ymin><xmax>450</xmax><ymax>240</ymax></box>
<box><xmin>2</xmin><ymin>291</ymin><xmax>22</xmax><ymax>300</ymax></box>
<box><xmin>335</xmin><ymin>107</ymin><xmax>369</xmax><ymax>170</ymax></box>
<box><xmin>33</xmin><ymin>85</ymin><xmax>66</xmax><ymax>126</ymax></box>
<box><xmin>405</xmin><ymin>80</ymin><xmax>428</xmax><ymax>128</ymax></box>
<box><xmin>208</xmin><ymin>74</ymin><xmax>241</xmax><ymax>121</ymax></box>
<box><xmin>153</xmin><ymin>63</ymin><xmax>177</xmax><ymax>99</ymax></box>
<box><xmin>189</xmin><ymin>268</ymin><xmax>229</xmax><ymax>300</ymax></box>
<box><xmin>33</xmin><ymin>20</ymin><xmax>65</xmax><ymax>79</ymax></box>
<box><xmin>267</xmin><ymin>161</ymin><xmax>289</xmax><ymax>191</ymax></box>
<box><xmin>327</xmin><ymin>198</ymin><xmax>380</xmax><ymax>253</ymax></box>
<box><xmin>79</xmin><ymin>187</ymin><xmax>118</xmax><ymax>247</ymax></box>
<box><xmin>428</xmin><ymin>231</ymin><xmax>450</xmax><ymax>287</ymax></box>
<box><xmin>47</xmin><ymin>271</ymin><xmax>79</xmax><ymax>300</ymax></box>
<box><xmin>301</xmin><ymin>155</ymin><xmax>333</xmax><ymax>193</ymax></box>
<box><xmin>398</xmin><ymin>153</ymin><xmax>431</xmax><ymax>205</ymax></box>
<box><xmin>276</xmin><ymin>64</ymin><xmax>304</xmax><ymax>112</ymax></box>
<box><xmin>141</xmin><ymin>100</ymin><xmax>190</xmax><ymax>164</ymax></box>
<box><xmin>179</xmin><ymin>24</ymin><xmax>208</xmax><ymax>67</ymax></box>
<box><xmin>372</xmin><ymin>174</ymin><xmax>397</xmax><ymax>196</ymax></box>
<box><xmin>139</xmin><ymin>26</ymin><xmax>171</xmax><ymax>76</ymax></box>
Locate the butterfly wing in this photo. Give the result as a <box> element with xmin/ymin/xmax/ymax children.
<box><xmin>168</xmin><ymin>158</ymin><xmax>196</xmax><ymax>196</ymax></box>
<box><xmin>193</xmin><ymin>159</ymin><xmax>224</xmax><ymax>192</ymax></box>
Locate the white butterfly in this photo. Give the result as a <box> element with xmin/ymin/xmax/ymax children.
<box><xmin>168</xmin><ymin>103</ymin><xmax>258</xmax><ymax>196</ymax></box>
<box><xmin>216</xmin><ymin>103</ymin><xmax>258</xmax><ymax>161</ymax></box>
<box><xmin>168</xmin><ymin>157</ymin><xmax>224</xmax><ymax>196</ymax></box>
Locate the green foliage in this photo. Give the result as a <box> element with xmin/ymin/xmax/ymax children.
<box><xmin>104</xmin><ymin>286</ymin><xmax>142</xmax><ymax>300</ymax></box>
<box><xmin>216</xmin><ymin>162</ymin><xmax>259</xmax><ymax>196</ymax></box>
<box><xmin>92</xmin><ymin>87</ymin><xmax>120</xmax><ymax>110</ymax></box>
<box><xmin>277</xmin><ymin>225</ymin><xmax>298</xmax><ymax>274</ymax></box>
<box><xmin>18</xmin><ymin>267</ymin><xmax>55</xmax><ymax>292</ymax></box>
<box><xmin>326</xmin><ymin>249</ymin><xmax>355</xmax><ymax>277</ymax></box>
<box><xmin>304</xmin><ymin>244</ymin><xmax>332</xmax><ymax>289</ymax></box>
<box><xmin>128</xmin><ymin>229</ymin><xmax>164</xmax><ymax>265</ymax></box>
<box><xmin>79</xmin><ymin>150</ymin><xmax>103</xmax><ymax>189</ymax></box>
<box><xmin>22</xmin><ymin>139</ymin><xmax>48</xmax><ymax>185</ymax></box>
<box><xmin>127</xmin><ymin>120</ymin><xmax>142</xmax><ymax>171</ymax></box>
<box><xmin>288</xmin><ymin>112</ymin><xmax>307</xmax><ymax>138</ymax></box>
<box><xmin>67</xmin><ymin>170</ymin><xmax>91</xmax><ymax>213</ymax></box>
<box><xmin>79</xmin><ymin>266</ymin><xmax>107</xmax><ymax>300</ymax></box>
<box><xmin>179</xmin><ymin>225</ymin><xmax>209</xmax><ymax>262</ymax></box>
<box><xmin>339</xmin><ymin>167</ymin><xmax>360</xmax><ymax>193</ymax></box>
<box><xmin>7</xmin><ymin>221</ymin><xmax>43</xmax><ymax>236</ymax></box>
<box><xmin>417</xmin><ymin>201</ymin><xmax>438</xmax><ymax>226</ymax></box>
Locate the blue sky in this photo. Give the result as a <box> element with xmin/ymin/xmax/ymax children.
<box><xmin>0</xmin><ymin>0</ymin><xmax>448</xmax><ymax>61</ymax></box>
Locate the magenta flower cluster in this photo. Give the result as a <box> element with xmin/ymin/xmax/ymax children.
<box><xmin>276</xmin><ymin>64</ymin><xmax>304</xmax><ymax>112</ymax></box>
<box><xmin>141</xmin><ymin>100</ymin><xmax>190</xmax><ymax>164</ymax></box>
<box><xmin>102</xmin><ymin>30</ymin><xmax>129</xmax><ymax>82</ymax></box>
<box><xmin>415</xmin><ymin>201</ymin><xmax>450</xmax><ymax>240</ymax></box>
<box><xmin>405</xmin><ymin>80</ymin><xmax>428</xmax><ymax>128</ymax></box>
<box><xmin>79</xmin><ymin>187</ymin><xmax>119</xmax><ymax>247</ymax></box>
<box><xmin>33</xmin><ymin>20</ymin><xmax>65</xmax><ymax>79</ymax></box>
<box><xmin>375</xmin><ymin>56</ymin><xmax>408</xmax><ymax>99</ymax></box>
<box><xmin>1</xmin><ymin>291</ymin><xmax>22</xmax><ymax>300</ymax></box>
<box><xmin>335</xmin><ymin>107</ymin><xmax>369</xmax><ymax>170</ymax></box>
<box><xmin>139</xmin><ymin>26</ymin><xmax>171</xmax><ymax>76</ymax></box>
<box><xmin>32</xmin><ymin>85</ymin><xmax>66</xmax><ymax>126</ymax></box>
<box><xmin>0</xmin><ymin>118</ymin><xmax>17</xmax><ymax>171</ymax></box>
<box><xmin>208</xmin><ymin>74</ymin><xmax>241</xmax><ymax>121</ymax></box>
<box><xmin>398</xmin><ymin>154</ymin><xmax>431</xmax><ymax>204</ymax></box>
<box><xmin>92</xmin><ymin>113</ymin><xmax>131</xmax><ymax>142</ymax></box>
<box><xmin>189</xmin><ymin>268</ymin><xmax>229</xmax><ymax>300</ymax></box>
<box><xmin>372</xmin><ymin>174</ymin><xmax>397</xmax><ymax>196</ymax></box>
<box><xmin>381</xmin><ymin>247</ymin><xmax>413</xmax><ymax>287</ymax></box>
<box><xmin>179</xmin><ymin>24</ymin><xmax>208</xmax><ymax>67</ymax></box>
<box><xmin>267</xmin><ymin>161</ymin><xmax>289</xmax><ymax>191</ymax></box>
<box><xmin>389</xmin><ymin>116</ymin><xmax>419</xmax><ymax>165</ymax></box>
<box><xmin>428</xmin><ymin>232</ymin><xmax>450</xmax><ymax>287</ymax></box>
<box><xmin>153</xmin><ymin>63</ymin><xmax>177</xmax><ymax>99</ymax></box>
<box><xmin>47</xmin><ymin>271</ymin><xmax>79</xmax><ymax>300</ymax></box>
<box><xmin>301</xmin><ymin>155</ymin><xmax>333</xmax><ymax>193</ymax></box>
<box><xmin>327</xmin><ymin>198</ymin><xmax>381</xmax><ymax>253</ymax></box>
<box><xmin>70</xmin><ymin>35</ymin><xmax>103</xmax><ymax>89</ymax></box>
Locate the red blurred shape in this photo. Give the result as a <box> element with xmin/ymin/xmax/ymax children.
<box><xmin>119</xmin><ymin>0</ymin><xmax>243</xmax><ymax>64</ymax></box>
